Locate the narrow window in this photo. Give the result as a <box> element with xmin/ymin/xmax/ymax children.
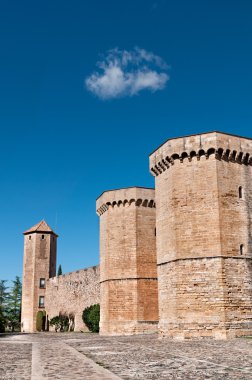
<box><xmin>154</xmin><ymin>228</ymin><xmax>156</xmax><ymax>236</ymax></box>
<box><xmin>239</xmin><ymin>186</ymin><xmax>243</xmax><ymax>199</ymax></box>
<box><xmin>29</xmin><ymin>236</ymin><xmax>31</xmax><ymax>240</ymax></box>
<box><xmin>39</xmin><ymin>296</ymin><xmax>45</xmax><ymax>308</ymax></box>
<box><xmin>240</xmin><ymin>244</ymin><xmax>244</xmax><ymax>255</ymax></box>
<box><xmin>39</xmin><ymin>278</ymin><xmax>46</xmax><ymax>289</ymax></box>
<box><xmin>41</xmin><ymin>234</ymin><xmax>45</xmax><ymax>240</ymax></box>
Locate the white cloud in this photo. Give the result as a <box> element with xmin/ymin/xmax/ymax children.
<box><xmin>85</xmin><ymin>47</ymin><xmax>169</xmax><ymax>100</ymax></box>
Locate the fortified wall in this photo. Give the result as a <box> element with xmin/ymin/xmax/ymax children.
<box><xmin>46</xmin><ymin>266</ymin><xmax>100</xmax><ymax>331</ymax></box>
<box><xmin>22</xmin><ymin>131</ymin><xmax>252</xmax><ymax>340</ymax></box>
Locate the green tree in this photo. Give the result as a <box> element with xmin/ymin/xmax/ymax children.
<box><xmin>0</xmin><ymin>280</ymin><xmax>8</xmax><ymax>331</ymax></box>
<box><xmin>0</xmin><ymin>306</ymin><xmax>5</xmax><ymax>333</ymax></box>
<box><xmin>50</xmin><ymin>314</ymin><xmax>69</xmax><ymax>332</ymax></box>
<box><xmin>36</xmin><ymin>310</ymin><xmax>46</xmax><ymax>332</ymax></box>
<box><xmin>0</xmin><ymin>280</ymin><xmax>8</xmax><ymax>309</ymax></box>
<box><xmin>5</xmin><ymin>276</ymin><xmax>22</xmax><ymax>332</ymax></box>
<box><xmin>57</xmin><ymin>265</ymin><xmax>62</xmax><ymax>276</ymax></box>
<box><xmin>82</xmin><ymin>304</ymin><xmax>100</xmax><ymax>333</ymax></box>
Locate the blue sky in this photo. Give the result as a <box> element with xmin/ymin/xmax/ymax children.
<box><xmin>1</xmin><ymin>0</ymin><xmax>252</xmax><ymax>282</ymax></box>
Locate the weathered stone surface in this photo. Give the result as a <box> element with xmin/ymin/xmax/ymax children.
<box><xmin>96</xmin><ymin>187</ymin><xmax>158</xmax><ymax>335</ymax></box>
<box><xmin>150</xmin><ymin>131</ymin><xmax>252</xmax><ymax>339</ymax></box>
<box><xmin>2</xmin><ymin>333</ymin><xmax>252</xmax><ymax>379</ymax></box>
<box><xmin>46</xmin><ymin>266</ymin><xmax>100</xmax><ymax>331</ymax></box>
<box><xmin>0</xmin><ymin>333</ymin><xmax>121</xmax><ymax>380</ymax></box>
<box><xmin>70</xmin><ymin>333</ymin><xmax>252</xmax><ymax>379</ymax></box>
<box><xmin>21</xmin><ymin>220</ymin><xmax>57</xmax><ymax>333</ymax></box>
<box><xmin>0</xmin><ymin>339</ymin><xmax>32</xmax><ymax>380</ymax></box>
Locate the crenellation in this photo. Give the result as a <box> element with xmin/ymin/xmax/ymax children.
<box><xmin>96</xmin><ymin>187</ymin><xmax>156</xmax><ymax>216</ymax></box>
<box><xmin>150</xmin><ymin>132</ymin><xmax>252</xmax><ymax>177</ymax></box>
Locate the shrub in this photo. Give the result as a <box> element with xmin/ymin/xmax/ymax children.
<box><xmin>0</xmin><ymin>316</ymin><xmax>5</xmax><ymax>333</ymax></box>
<box><xmin>50</xmin><ymin>314</ymin><xmax>69</xmax><ymax>332</ymax></box>
<box><xmin>82</xmin><ymin>304</ymin><xmax>100</xmax><ymax>332</ymax></box>
<box><xmin>36</xmin><ymin>310</ymin><xmax>46</xmax><ymax>331</ymax></box>
<box><xmin>36</xmin><ymin>311</ymin><xmax>43</xmax><ymax>331</ymax></box>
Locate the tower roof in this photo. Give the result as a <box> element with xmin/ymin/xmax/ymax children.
<box><xmin>23</xmin><ymin>220</ymin><xmax>58</xmax><ymax>237</ymax></box>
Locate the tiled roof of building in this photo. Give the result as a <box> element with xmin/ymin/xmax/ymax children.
<box><xmin>23</xmin><ymin>220</ymin><xmax>58</xmax><ymax>236</ymax></box>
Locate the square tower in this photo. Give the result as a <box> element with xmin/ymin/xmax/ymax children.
<box><xmin>150</xmin><ymin>131</ymin><xmax>252</xmax><ymax>339</ymax></box>
<box><xmin>21</xmin><ymin>220</ymin><xmax>58</xmax><ymax>332</ymax></box>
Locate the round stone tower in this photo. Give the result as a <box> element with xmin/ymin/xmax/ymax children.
<box><xmin>21</xmin><ymin>220</ymin><xmax>58</xmax><ymax>332</ymax></box>
<box><xmin>96</xmin><ymin>187</ymin><xmax>158</xmax><ymax>335</ymax></box>
<box><xmin>150</xmin><ymin>131</ymin><xmax>252</xmax><ymax>339</ymax></box>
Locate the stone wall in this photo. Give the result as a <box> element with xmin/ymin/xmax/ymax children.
<box><xmin>45</xmin><ymin>265</ymin><xmax>100</xmax><ymax>331</ymax></box>
<box><xmin>150</xmin><ymin>131</ymin><xmax>252</xmax><ymax>339</ymax></box>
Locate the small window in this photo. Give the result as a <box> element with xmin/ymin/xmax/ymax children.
<box><xmin>240</xmin><ymin>244</ymin><xmax>244</xmax><ymax>255</ymax></box>
<box><xmin>41</xmin><ymin>234</ymin><xmax>45</xmax><ymax>240</ymax></box>
<box><xmin>239</xmin><ymin>186</ymin><xmax>243</xmax><ymax>199</ymax></box>
<box><xmin>29</xmin><ymin>236</ymin><xmax>31</xmax><ymax>240</ymax></box>
<box><xmin>154</xmin><ymin>228</ymin><xmax>156</xmax><ymax>236</ymax></box>
<box><xmin>39</xmin><ymin>278</ymin><xmax>46</xmax><ymax>289</ymax></box>
<box><xmin>39</xmin><ymin>296</ymin><xmax>45</xmax><ymax>308</ymax></box>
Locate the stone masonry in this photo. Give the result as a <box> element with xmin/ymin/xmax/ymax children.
<box><xmin>149</xmin><ymin>131</ymin><xmax>252</xmax><ymax>339</ymax></box>
<box><xmin>21</xmin><ymin>220</ymin><xmax>100</xmax><ymax>333</ymax></box>
<box><xmin>46</xmin><ymin>266</ymin><xmax>100</xmax><ymax>331</ymax></box>
<box><xmin>96</xmin><ymin>187</ymin><xmax>158</xmax><ymax>335</ymax></box>
<box><xmin>21</xmin><ymin>220</ymin><xmax>58</xmax><ymax>333</ymax></box>
<box><xmin>21</xmin><ymin>131</ymin><xmax>252</xmax><ymax>340</ymax></box>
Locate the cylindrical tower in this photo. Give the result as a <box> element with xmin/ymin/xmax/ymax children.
<box><xmin>150</xmin><ymin>131</ymin><xmax>252</xmax><ymax>339</ymax></box>
<box><xmin>96</xmin><ymin>187</ymin><xmax>158</xmax><ymax>335</ymax></box>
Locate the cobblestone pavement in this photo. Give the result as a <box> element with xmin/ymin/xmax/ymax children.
<box><xmin>0</xmin><ymin>333</ymin><xmax>252</xmax><ymax>380</ymax></box>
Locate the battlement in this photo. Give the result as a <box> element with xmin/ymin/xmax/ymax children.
<box><xmin>47</xmin><ymin>265</ymin><xmax>99</xmax><ymax>284</ymax></box>
<box><xmin>149</xmin><ymin>131</ymin><xmax>252</xmax><ymax>176</ymax></box>
<box><xmin>96</xmin><ymin>187</ymin><xmax>155</xmax><ymax>216</ymax></box>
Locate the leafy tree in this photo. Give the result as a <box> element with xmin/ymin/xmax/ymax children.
<box><xmin>5</xmin><ymin>276</ymin><xmax>22</xmax><ymax>332</ymax></box>
<box><xmin>82</xmin><ymin>304</ymin><xmax>100</xmax><ymax>333</ymax></box>
<box><xmin>0</xmin><ymin>306</ymin><xmax>5</xmax><ymax>333</ymax></box>
<box><xmin>0</xmin><ymin>280</ymin><xmax>8</xmax><ymax>309</ymax></box>
<box><xmin>50</xmin><ymin>316</ymin><xmax>61</xmax><ymax>332</ymax></box>
<box><xmin>57</xmin><ymin>265</ymin><xmax>62</xmax><ymax>276</ymax></box>
<box><xmin>50</xmin><ymin>314</ymin><xmax>69</xmax><ymax>332</ymax></box>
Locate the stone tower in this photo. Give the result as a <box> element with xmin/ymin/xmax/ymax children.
<box><xmin>150</xmin><ymin>131</ymin><xmax>252</xmax><ymax>339</ymax></box>
<box><xmin>96</xmin><ymin>187</ymin><xmax>158</xmax><ymax>335</ymax></box>
<box><xmin>21</xmin><ymin>220</ymin><xmax>58</xmax><ymax>332</ymax></box>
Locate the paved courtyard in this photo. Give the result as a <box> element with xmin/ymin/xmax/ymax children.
<box><xmin>0</xmin><ymin>332</ymin><xmax>252</xmax><ymax>380</ymax></box>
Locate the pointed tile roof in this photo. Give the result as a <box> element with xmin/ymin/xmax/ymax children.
<box><xmin>23</xmin><ymin>220</ymin><xmax>58</xmax><ymax>236</ymax></box>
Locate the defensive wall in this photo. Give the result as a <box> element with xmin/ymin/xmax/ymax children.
<box><xmin>46</xmin><ymin>265</ymin><xmax>100</xmax><ymax>331</ymax></box>
<box><xmin>22</xmin><ymin>131</ymin><xmax>252</xmax><ymax>339</ymax></box>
